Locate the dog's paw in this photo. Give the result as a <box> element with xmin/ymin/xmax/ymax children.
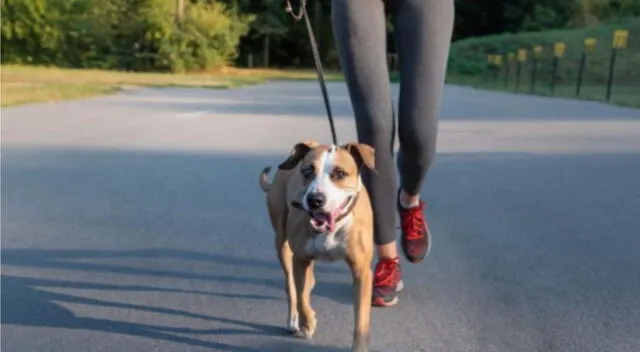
<box><xmin>293</xmin><ymin>313</ymin><xmax>316</xmax><ymax>339</ymax></box>
<box><xmin>293</xmin><ymin>326</ymin><xmax>315</xmax><ymax>339</ymax></box>
<box><xmin>287</xmin><ymin>314</ymin><xmax>299</xmax><ymax>333</ymax></box>
<box><xmin>351</xmin><ymin>341</ymin><xmax>370</xmax><ymax>352</ymax></box>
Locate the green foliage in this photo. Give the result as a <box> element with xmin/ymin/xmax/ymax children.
<box><xmin>0</xmin><ymin>0</ymin><xmax>253</xmax><ymax>72</ymax></box>
<box><xmin>160</xmin><ymin>1</ymin><xmax>254</xmax><ymax>72</ymax></box>
<box><xmin>521</xmin><ymin>1</ymin><xmax>583</xmax><ymax>31</ymax></box>
<box><xmin>0</xmin><ymin>0</ymin><xmax>100</xmax><ymax>65</ymax></box>
<box><xmin>592</xmin><ymin>0</ymin><xmax>640</xmax><ymax>21</ymax></box>
<box><xmin>2</xmin><ymin>0</ymin><xmax>639</xmax><ymax>72</ymax></box>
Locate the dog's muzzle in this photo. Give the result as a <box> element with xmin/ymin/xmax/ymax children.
<box><xmin>291</xmin><ymin>193</ymin><xmax>358</xmax><ymax>234</ymax></box>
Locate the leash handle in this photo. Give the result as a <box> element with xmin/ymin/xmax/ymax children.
<box><xmin>286</xmin><ymin>0</ymin><xmax>339</xmax><ymax>145</ymax></box>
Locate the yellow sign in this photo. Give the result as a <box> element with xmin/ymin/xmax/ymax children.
<box><xmin>554</xmin><ymin>42</ymin><xmax>566</xmax><ymax>58</ymax></box>
<box><xmin>533</xmin><ymin>45</ymin><xmax>543</xmax><ymax>57</ymax></box>
<box><xmin>584</xmin><ymin>37</ymin><xmax>597</xmax><ymax>52</ymax></box>
<box><xmin>613</xmin><ymin>29</ymin><xmax>629</xmax><ymax>49</ymax></box>
<box><xmin>493</xmin><ymin>55</ymin><xmax>503</xmax><ymax>66</ymax></box>
<box><xmin>517</xmin><ymin>49</ymin><xmax>527</xmax><ymax>62</ymax></box>
<box><xmin>487</xmin><ymin>54</ymin><xmax>493</xmax><ymax>63</ymax></box>
<box><xmin>507</xmin><ymin>52</ymin><xmax>515</xmax><ymax>62</ymax></box>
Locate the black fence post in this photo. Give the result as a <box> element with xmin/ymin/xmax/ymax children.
<box><xmin>515</xmin><ymin>49</ymin><xmax>527</xmax><ymax>92</ymax></box>
<box><xmin>530</xmin><ymin>46</ymin><xmax>542</xmax><ymax>93</ymax></box>
<box><xmin>504</xmin><ymin>55</ymin><xmax>511</xmax><ymax>89</ymax></box>
<box><xmin>493</xmin><ymin>55</ymin><xmax>501</xmax><ymax>87</ymax></box>
<box><xmin>576</xmin><ymin>52</ymin><xmax>587</xmax><ymax>97</ymax></box>
<box><xmin>516</xmin><ymin>61</ymin><xmax>521</xmax><ymax>91</ymax></box>
<box><xmin>485</xmin><ymin>54</ymin><xmax>493</xmax><ymax>85</ymax></box>
<box><xmin>606</xmin><ymin>48</ymin><xmax>617</xmax><ymax>101</ymax></box>
<box><xmin>550</xmin><ymin>57</ymin><xmax>558</xmax><ymax>94</ymax></box>
<box><xmin>576</xmin><ymin>37</ymin><xmax>596</xmax><ymax>97</ymax></box>
<box><xmin>530</xmin><ymin>57</ymin><xmax>537</xmax><ymax>93</ymax></box>
<box><xmin>606</xmin><ymin>29</ymin><xmax>629</xmax><ymax>102</ymax></box>
<box><xmin>550</xmin><ymin>41</ymin><xmax>565</xmax><ymax>94</ymax></box>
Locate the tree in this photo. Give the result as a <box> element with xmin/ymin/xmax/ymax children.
<box><xmin>251</xmin><ymin>0</ymin><xmax>288</xmax><ymax>67</ymax></box>
<box><xmin>217</xmin><ymin>0</ymin><xmax>289</xmax><ymax>67</ymax></box>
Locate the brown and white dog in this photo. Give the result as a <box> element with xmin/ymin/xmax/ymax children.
<box><xmin>259</xmin><ymin>140</ymin><xmax>375</xmax><ymax>352</ymax></box>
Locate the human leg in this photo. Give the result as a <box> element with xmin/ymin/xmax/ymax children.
<box><xmin>331</xmin><ymin>0</ymin><xmax>402</xmax><ymax>307</ymax></box>
<box><xmin>393</xmin><ymin>0</ymin><xmax>455</xmax><ymax>263</ymax></box>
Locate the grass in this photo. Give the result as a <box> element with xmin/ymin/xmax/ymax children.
<box><xmin>1</xmin><ymin>81</ymin><xmax>119</xmax><ymax>107</ymax></box>
<box><xmin>3</xmin><ymin>53</ymin><xmax>637</xmax><ymax>109</ymax></box>
<box><xmin>446</xmin><ymin>68</ymin><xmax>640</xmax><ymax>109</ymax></box>
<box><xmin>451</xmin><ymin>75</ymin><xmax>640</xmax><ymax>108</ymax></box>
<box><xmin>448</xmin><ymin>17</ymin><xmax>640</xmax><ymax>85</ymax></box>
<box><xmin>213</xmin><ymin>67</ymin><xmax>345</xmax><ymax>82</ymax></box>
<box><xmin>444</xmin><ymin>16</ymin><xmax>640</xmax><ymax>108</ymax></box>
<box><xmin>0</xmin><ymin>65</ymin><xmax>344</xmax><ymax>107</ymax></box>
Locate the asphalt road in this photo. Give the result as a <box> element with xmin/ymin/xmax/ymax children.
<box><xmin>2</xmin><ymin>81</ymin><xmax>640</xmax><ymax>352</ymax></box>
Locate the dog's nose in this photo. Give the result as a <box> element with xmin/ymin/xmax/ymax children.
<box><xmin>306</xmin><ymin>192</ymin><xmax>326</xmax><ymax>210</ymax></box>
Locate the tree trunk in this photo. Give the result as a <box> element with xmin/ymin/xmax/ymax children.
<box><xmin>263</xmin><ymin>34</ymin><xmax>270</xmax><ymax>67</ymax></box>
<box><xmin>177</xmin><ymin>0</ymin><xmax>185</xmax><ymax>21</ymax></box>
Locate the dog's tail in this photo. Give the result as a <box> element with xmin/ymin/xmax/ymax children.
<box><xmin>259</xmin><ymin>166</ymin><xmax>272</xmax><ymax>193</ymax></box>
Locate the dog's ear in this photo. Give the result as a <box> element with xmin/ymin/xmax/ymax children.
<box><xmin>344</xmin><ymin>143</ymin><xmax>375</xmax><ymax>172</ymax></box>
<box><xmin>277</xmin><ymin>140</ymin><xmax>319</xmax><ymax>170</ymax></box>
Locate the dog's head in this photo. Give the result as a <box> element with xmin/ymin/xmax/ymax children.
<box><xmin>278</xmin><ymin>140</ymin><xmax>375</xmax><ymax>233</ymax></box>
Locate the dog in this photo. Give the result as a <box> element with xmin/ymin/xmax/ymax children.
<box><xmin>259</xmin><ymin>140</ymin><xmax>376</xmax><ymax>352</ymax></box>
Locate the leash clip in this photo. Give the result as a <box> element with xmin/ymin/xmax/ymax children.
<box><xmin>285</xmin><ymin>0</ymin><xmax>306</xmax><ymax>21</ymax></box>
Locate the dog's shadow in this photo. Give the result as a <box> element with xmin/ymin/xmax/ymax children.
<box><xmin>2</xmin><ymin>275</ymin><xmax>352</xmax><ymax>352</ymax></box>
<box><xmin>1</xmin><ymin>248</ymin><xmax>356</xmax><ymax>351</ymax></box>
<box><xmin>1</xmin><ymin>248</ymin><xmax>354</xmax><ymax>305</ymax></box>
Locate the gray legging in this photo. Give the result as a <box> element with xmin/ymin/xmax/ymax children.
<box><xmin>331</xmin><ymin>0</ymin><xmax>454</xmax><ymax>245</ymax></box>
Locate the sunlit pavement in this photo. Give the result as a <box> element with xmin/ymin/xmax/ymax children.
<box><xmin>2</xmin><ymin>81</ymin><xmax>640</xmax><ymax>352</ymax></box>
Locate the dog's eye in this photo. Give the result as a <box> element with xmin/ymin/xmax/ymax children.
<box><xmin>301</xmin><ymin>165</ymin><xmax>315</xmax><ymax>179</ymax></box>
<box><xmin>331</xmin><ymin>167</ymin><xmax>348</xmax><ymax>180</ymax></box>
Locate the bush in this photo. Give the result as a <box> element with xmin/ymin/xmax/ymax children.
<box><xmin>0</xmin><ymin>0</ymin><xmax>99</xmax><ymax>65</ymax></box>
<box><xmin>592</xmin><ymin>0</ymin><xmax>640</xmax><ymax>21</ymax></box>
<box><xmin>161</xmin><ymin>2</ymin><xmax>254</xmax><ymax>72</ymax></box>
<box><xmin>0</xmin><ymin>0</ymin><xmax>253</xmax><ymax>72</ymax></box>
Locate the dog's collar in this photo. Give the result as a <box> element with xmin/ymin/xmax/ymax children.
<box><xmin>335</xmin><ymin>192</ymin><xmax>359</xmax><ymax>224</ymax></box>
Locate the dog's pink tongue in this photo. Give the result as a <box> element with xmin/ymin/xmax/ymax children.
<box><xmin>326</xmin><ymin>217</ymin><xmax>335</xmax><ymax>232</ymax></box>
<box><xmin>328</xmin><ymin>210</ymin><xmax>341</xmax><ymax>232</ymax></box>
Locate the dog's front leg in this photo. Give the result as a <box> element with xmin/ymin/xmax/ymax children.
<box><xmin>292</xmin><ymin>257</ymin><xmax>316</xmax><ymax>339</ymax></box>
<box><xmin>276</xmin><ymin>238</ymin><xmax>298</xmax><ymax>333</ymax></box>
<box><xmin>348</xmin><ymin>257</ymin><xmax>373</xmax><ymax>352</ymax></box>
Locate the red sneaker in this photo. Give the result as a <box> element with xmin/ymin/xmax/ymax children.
<box><xmin>398</xmin><ymin>190</ymin><xmax>431</xmax><ymax>263</ymax></box>
<box><xmin>371</xmin><ymin>257</ymin><xmax>404</xmax><ymax>307</ymax></box>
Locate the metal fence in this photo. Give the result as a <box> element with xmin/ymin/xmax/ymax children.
<box><xmin>485</xmin><ymin>28</ymin><xmax>635</xmax><ymax>103</ymax></box>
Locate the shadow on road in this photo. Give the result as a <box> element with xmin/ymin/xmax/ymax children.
<box><xmin>3</xmin><ymin>146</ymin><xmax>640</xmax><ymax>351</ymax></box>
<box><xmin>0</xmin><ymin>247</ymin><xmax>352</xmax><ymax>304</ymax></box>
<box><xmin>1</xmin><ymin>248</ymin><xmax>355</xmax><ymax>351</ymax></box>
<box><xmin>1</xmin><ymin>147</ymin><xmax>362</xmax><ymax>350</ymax></box>
<box><xmin>1</xmin><ymin>275</ymin><xmax>350</xmax><ymax>352</ymax></box>
<box><xmin>1</xmin><ymin>274</ymin><xmax>278</xmax><ymax>351</ymax></box>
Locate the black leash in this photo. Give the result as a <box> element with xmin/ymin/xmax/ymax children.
<box><xmin>286</xmin><ymin>0</ymin><xmax>339</xmax><ymax>145</ymax></box>
<box><xmin>286</xmin><ymin>0</ymin><xmax>397</xmax><ymax>156</ymax></box>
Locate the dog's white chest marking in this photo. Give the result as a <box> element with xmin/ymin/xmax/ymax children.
<box><xmin>304</xmin><ymin>220</ymin><xmax>351</xmax><ymax>262</ymax></box>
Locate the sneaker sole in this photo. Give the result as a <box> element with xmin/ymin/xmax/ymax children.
<box><xmin>372</xmin><ymin>280</ymin><xmax>404</xmax><ymax>307</ymax></box>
